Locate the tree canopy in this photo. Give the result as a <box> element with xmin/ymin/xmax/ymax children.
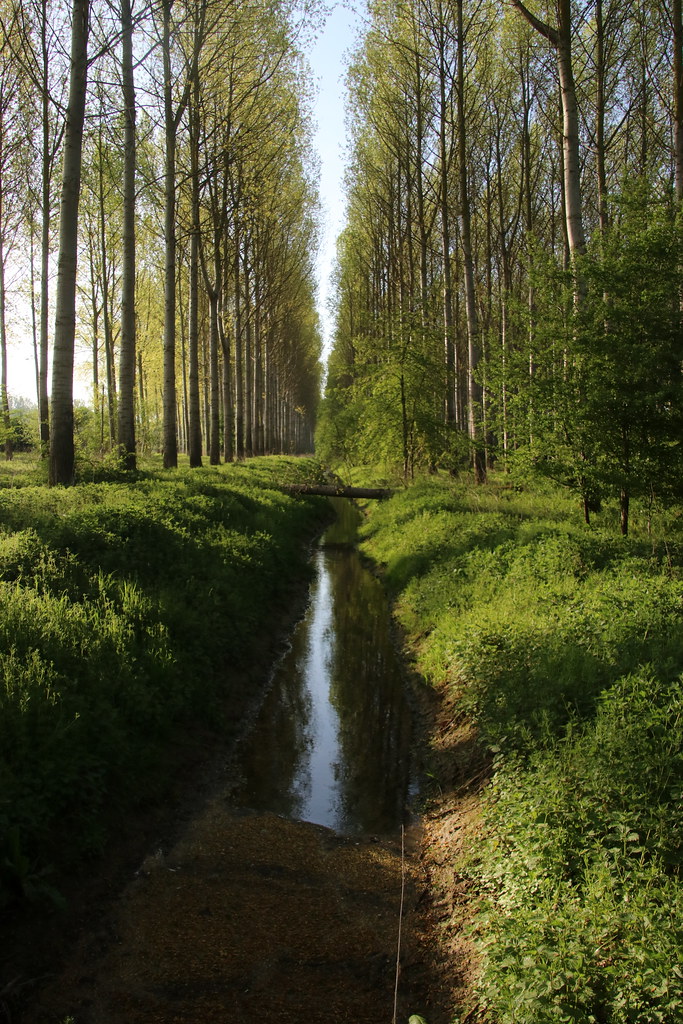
<box><xmin>318</xmin><ymin>0</ymin><xmax>683</xmax><ymax>533</ymax></box>
<box><xmin>0</xmin><ymin>0</ymin><xmax>324</xmax><ymax>480</ymax></box>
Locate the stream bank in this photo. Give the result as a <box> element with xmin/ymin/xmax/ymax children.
<box><xmin>5</xmin><ymin>495</ymin><xmax>487</xmax><ymax>1024</ymax></box>
<box><xmin>27</xmin><ymin>806</ymin><xmax>428</xmax><ymax>1023</ymax></box>
<box><xmin>21</xmin><ymin>703</ymin><xmax>484</xmax><ymax>1024</ymax></box>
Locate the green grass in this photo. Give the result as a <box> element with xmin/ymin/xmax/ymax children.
<box><xmin>0</xmin><ymin>456</ymin><xmax>330</xmax><ymax>906</ymax></box>
<box><xmin>358</xmin><ymin>471</ymin><xmax>683</xmax><ymax>1024</ymax></box>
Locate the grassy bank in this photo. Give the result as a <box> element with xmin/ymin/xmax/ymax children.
<box><xmin>0</xmin><ymin>456</ymin><xmax>329</xmax><ymax>907</ymax></box>
<box><xmin>357</xmin><ymin>473</ymin><xmax>683</xmax><ymax>1024</ymax></box>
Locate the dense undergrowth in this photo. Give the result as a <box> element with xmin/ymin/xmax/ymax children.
<box><xmin>356</xmin><ymin>470</ymin><xmax>683</xmax><ymax>1024</ymax></box>
<box><xmin>0</xmin><ymin>455</ymin><xmax>329</xmax><ymax>908</ymax></box>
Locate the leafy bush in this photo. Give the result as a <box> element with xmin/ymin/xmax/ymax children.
<box><xmin>359</xmin><ymin>472</ymin><xmax>683</xmax><ymax>1023</ymax></box>
<box><xmin>0</xmin><ymin>457</ymin><xmax>329</xmax><ymax>903</ymax></box>
<box><xmin>474</xmin><ymin>670</ymin><xmax>683</xmax><ymax>1023</ymax></box>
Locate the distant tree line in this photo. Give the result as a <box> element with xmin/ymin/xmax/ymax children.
<box><xmin>318</xmin><ymin>0</ymin><xmax>683</xmax><ymax>534</ymax></box>
<box><xmin>0</xmin><ymin>0</ymin><xmax>322</xmax><ymax>480</ymax></box>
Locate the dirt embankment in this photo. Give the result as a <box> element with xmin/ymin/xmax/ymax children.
<box><xmin>26</xmin><ymin>804</ymin><xmax>427</xmax><ymax>1024</ymax></box>
<box><xmin>9</xmin><ymin>691</ymin><xmax>486</xmax><ymax>1024</ymax></box>
<box><xmin>3</xmin><ymin>578</ymin><xmax>488</xmax><ymax>1024</ymax></box>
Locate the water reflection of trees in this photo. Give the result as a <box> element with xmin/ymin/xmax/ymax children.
<box><xmin>325</xmin><ymin>548</ymin><xmax>412</xmax><ymax>833</ymax></box>
<box><xmin>232</xmin><ymin>534</ymin><xmax>413</xmax><ymax>835</ymax></box>
<box><xmin>231</xmin><ymin>584</ymin><xmax>318</xmax><ymax>820</ymax></box>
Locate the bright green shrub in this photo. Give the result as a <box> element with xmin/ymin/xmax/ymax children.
<box><xmin>474</xmin><ymin>670</ymin><xmax>683</xmax><ymax>1023</ymax></box>
<box><xmin>358</xmin><ymin>473</ymin><xmax>683</xmax><ymax>1024</ymax></box>
<box><xmin>0</xmin><ymin>458</ymin><xmax>329</xmax><ymax>903</ymax></box>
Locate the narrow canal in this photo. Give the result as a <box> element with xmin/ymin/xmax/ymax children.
<box><xmin>26</xmin><ymin>499</ymin><xmax>447</xmax><ymax>1024</ymax></box>
<box><xmin>231</xmin><ymin>497</ymin><xmax>415</xmax><ymax>835</ymax></box>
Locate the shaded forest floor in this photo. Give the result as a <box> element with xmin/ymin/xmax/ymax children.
<box><xmin>6</xmin><ymin>680</ymin><xmax>486</xmax><ymax>1024</ymax></box>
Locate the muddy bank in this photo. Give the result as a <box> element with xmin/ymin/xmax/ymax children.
<box><xmin>15</xmin><ymin>689</ymin><xmax>486</xmax><ymax>1024</ymax></box>
<box><xmin>2</xmin><ymin>506</ymin><xmax>488</xmax><ymax>1024</ymax></box>
<box><xmin>26</xmin><ymin>804</ymin><xmax>436</xmax><ymax>1024</ymax></box>
<box><xmin>5</xmin><ymin>687</ymin><xmax>486</xmax><ymax>1024</ymax></box>
<box><xmin>413</xmin><ymin>686</ymin><xmax>491</xmax><ymax>1023</ymax></box>
<box><xmin>21</xmin><ymin>768</ymin><xmax>482</xmax><ymax>1024</ymax></box>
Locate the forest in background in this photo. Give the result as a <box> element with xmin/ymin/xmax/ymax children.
<box><xmin>0</xmin><ymin>2</ymin><xmax>682</xmax><ymax>1019</ymax></box>
<box><xmin>318</xmin><ymin>0</ymin><xmax>683</xmax><ymax>536</ymax></box>
<box><xmin>0</xmin><ymin>0</ymin><xmax>323</xmax><ymax>483</ymax></box>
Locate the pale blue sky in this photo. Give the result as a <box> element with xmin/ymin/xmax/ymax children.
<box><xmin>306</xmin><ymin>2</ymin><xmax>362</xmax><ymax>362</ymax></box>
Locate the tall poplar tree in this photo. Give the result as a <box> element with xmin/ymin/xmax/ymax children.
<box><xmin>117</xmin><ymin>0</ymin><xmax>136</xmax><ymax>468</ymax></box>
<box><xmin>49</xmin><ymin>0</ymin><xmax>90</xmax><ymax>486</ymax></box>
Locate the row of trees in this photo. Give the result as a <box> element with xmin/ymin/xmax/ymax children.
<box><xmin>318</xmin><ymin>0</ymin><xmax>683</xmax><ymax>533</ymax></box>
<box><xmin>0</xmin><ymin>0</ymin><xmax>322</xmax><ymax>482</ymax></box>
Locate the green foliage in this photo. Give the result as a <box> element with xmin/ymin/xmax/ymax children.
<box><xmin>474</xmin><ymin>671</ymin><xmax>683</xmax><ymax>1023</ymax></box>
<box><xmin>496</xmin><ymin>187</ymin><xmax>683</xmax><ymax>530</ymax></box>
<box><xmin>575</xmin><ymin>193</ymin><xmax>683</xmax><ymax>503</ymax></box>
<box><xmin>358</xmin><ymin>472</ymin><xmax>683</xmax><ymax>1023</ymax></box>
<box><xmin>0</xmin><ymin>458</ymin><xmax>329</xmax><ymax>905</ymax></box>
<box><xmin>0</xmin><ymin>404</ymin><xmax>39</xmax><ymax>454</ymax></box>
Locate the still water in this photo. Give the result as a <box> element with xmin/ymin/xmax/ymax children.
<box><xmin>230</xmin><ymin>499</ymin><xmax>414</xmax><ymax>835</ymax></box>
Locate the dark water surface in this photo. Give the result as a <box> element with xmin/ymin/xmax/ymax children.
<box><xmin>230</xmin><ymin>499</ymin><xmax>414</xmax><ymax>835</ymax></box>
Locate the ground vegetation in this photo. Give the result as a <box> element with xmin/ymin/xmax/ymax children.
<box><xmin>355</xmin><ymin>470</ymin><xmax>683</xmax><ymax>1024</ymax></box>
<box><xmin>0</xmin><ymin>454</ymin><xmax>329</xmax><ymax>910</ymax></box>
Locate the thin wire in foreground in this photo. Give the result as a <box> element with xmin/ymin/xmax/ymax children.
<box><xmin>393</xmin><ymin>823</ymin><xmax>406</xmax><ymax>1024</ymax></box>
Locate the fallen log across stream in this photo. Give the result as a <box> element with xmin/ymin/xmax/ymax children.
<box><xmin>279</xmin><ymin>482</ymin><xmax>393</xmax><ymax>499</ymax></box>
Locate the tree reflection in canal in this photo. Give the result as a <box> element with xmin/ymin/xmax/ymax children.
<box><xmin>230</xmin><ymin>500</ymin><xmax>414</xmax><ymax>835</ymax></box>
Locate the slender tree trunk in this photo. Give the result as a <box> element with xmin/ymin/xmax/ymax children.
<box><xmin>496</xmin><ymin>128</ymin><xmax>512</xmax><ymax>460</ymax></box>
<box><xmin>620</xmin><ymin>488</ymin><xmax>629</xmax><ymax>536</ymax></box>
<box><xmin>161</xmin><ymin>0</ymin><xmax>177</xmax><ymax>468</ymax></box>
<box><xmin>201</xmin><ymin>320</ymin><xmax>209</xmax><ymax>454</ymax></box>
<box><xmin>220</xmin><ymin>318</ymin><xmax>233</xmax><ymax>462</ymax></box>
<box><xmin>263</xmin><ymin>332</ymin><xmax>271</xmax><ymax>452</ymax></box>
<box><xmin>253</xmin><ymin>265</ymin><xmax>264</xmax><ymax>455</ymax></box>
<box><xmin>414</xmin><ymin>54</ymin><xmax>429</xmax><ymax>327</ymax></box>
<box><xmin>137</xmin><ymin>349</ymin><xmax>145</xmax><ymax>446</ymax></box>
<box><xmin>557</xmin><ymin>2</ymin><xmax>585</xmax><ymax>259</ymax></box>
<box><xmin>0</xmin><ymin>231</ymin><xmax>12</xmax><ymax>461</ymax></box>
<box><xmin>595</xmin><ymin>0</ymin><xmax>608</xmax><ymax>235</ymax></box>
<box><xmin>88</xmin><ymin>237</ymin><xmax>100</xmax><ymax>406</ymax></box>
<box><xmin>29</xmin><ymin>214</ymin><xmax>40</xmax><ymax>406</ymax></box>
<box><xmin>178</xmin><ymin>280</ymin><xmax>189</xmax><ymax>453</ymax></box>
<box><xmin>233</xmin><ymin>232</ymin><xmax>244</xmax><ymax>459</ymax></box>
<box><xmin>510</xmin><ymin>0</ymin><xmax>585</xmax><ymax>265</ymax></box>
<box><xmin>39</xmin><ymin>0</ymin><xmax>51</xmax><ymax>455</ymax></box>
<box><xmin>400</xmin><ymin>366</ymin><xmax>410</xmax><ymax>481</ymax></box>
<box><xmin>521</xmin><ymin>49</ymin><xmax>536</xmax><ymax>438</ymax></box>
<box><xmin>187</xmin><ymin>64</ymin><xmax>202</xmax><ymax>467</ymax></box>
<box><xmin>674</xmin><ymin>0</ymin><xmax>683</xmax><ymax>203</ymax></box>
<box><xmin>117</xmin><ymin>0</ymin><xmax>136</xmax><ymax>468</ymax></box>
<box><xmin>200</xmin><ymin>212</ymin><xmax>222</xmax><ymax>465</ymax></box>
<box><xmin>243</xmin><ymin>249</ymin><xmax>253</xmax><ymax>457</ymax></box>
<box><xmin>456</xmin><ymin>0</ymin><xmax>484</xmax><ymax>482</ymax></box>
<box><xmin>187</xmin><ymin>198</ymin><xmax>202</xmax><ymax>465</ymax></box>
<box><xmin>49</xmin><ymin>0</ymin><xmax>90</xmax><ymax>486</ymax></box>
<box><xmin>437</xmin><ymin>17</ymin><xmax>456</xmax><ymax>426</ymax></box>
<box><xmin>208</xmin><ymin>286</ymin><xmax>220</xmax><ymax>464</ymax></box>
<box><xmin>98</xmin><ymin>131</ymin><xmax>116</xmax><ymax>445</ymax></box>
